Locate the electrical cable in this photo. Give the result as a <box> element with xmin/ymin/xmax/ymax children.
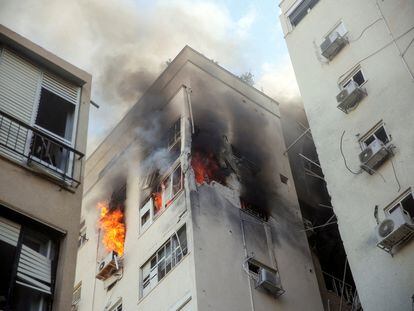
<box><xmin>349</xmin><ymin>18</ymin><xmax>383</xmax><ymax>43</ymax></box>
<box><xmin>402</xmin><ymin>36</ymin><xmax>414</xmax><ymax>56</ymax></box>
<box><xmin>337</xmin><ymin>25</ymin><xmax>414</xmax><ymax>83</ymax></box>
<box><xmin>390</xmin><ymin>157</ymin><xmax>401</xmax><ymax>192</ymax></box>
<box><xmin>340</xmin><ymin>131</ymin><xmax>362</xmax><ymax>175</ymax></box>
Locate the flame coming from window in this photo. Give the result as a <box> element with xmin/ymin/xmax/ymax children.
<box><xmin>191</xmin><ymin>151</ymin><xmax>225</xmax><ymax>185</ymax></box>
<box><xmin>152</xmin><ymin>192</ymin><xmax>163</xmax><ymax>213</ymax></box>
<box><xmin>97</xmin><ymin>201</ymin><xmax>126</xmax><ymax>256</ymax></box>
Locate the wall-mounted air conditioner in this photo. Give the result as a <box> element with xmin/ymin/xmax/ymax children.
<box><xmin>336</xmin><ymin>80</ymin><xmax>366</xmax><ymax>113</ymax></box>
<box><xmin>256</xmin><ymin>267</ymin><xmax>285</xmax><ymax>298</ymax></box>
<box><xmin>376</xmin><ymin>206</ymin><xmax>414</xmax><ymax>253</ymax></box>
<box><xmin>359</xmin><ymin>139</ymin><xmax>392</xmax><ymax>174</ymax></box>
<box><xmin>321</xmin><ymin>32</ymin><xmax>348</xmax><ymax>60</ymax></box>
<box><xmin>96</xmin><ymin>251</ymin><xmax>122</xmax><ymax>281</ymax></box>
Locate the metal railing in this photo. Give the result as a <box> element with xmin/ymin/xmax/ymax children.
<box><xmin>0</xmin><ymin>109</ymin><xmax>84</xmax><ymax>188</ymax></box>
<box><xmin>323</xmin><ymin>271</ymin><xmax>362</xmax><ymax>311</ymax></box>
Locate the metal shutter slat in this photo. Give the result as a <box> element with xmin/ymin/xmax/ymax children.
<box><xmin>42</xmin><ymin>72</ymin><xmax>79</xmax><ymax>105</ymax></box>
<box><xmin>0</xmin><ymin>217</ymin><xmax>21</xmax><ymax>246</ymax></box>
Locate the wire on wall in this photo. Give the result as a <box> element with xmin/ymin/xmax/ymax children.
<box><xmin>340</xmin><ymin>131</ymin><xmax>362</xmax><ymax>175</ymax></box>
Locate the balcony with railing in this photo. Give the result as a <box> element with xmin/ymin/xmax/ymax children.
<box><xmin>0</xmin><ymin>109</ymin><xmax>84</xmax><ymax>188</ymax></box>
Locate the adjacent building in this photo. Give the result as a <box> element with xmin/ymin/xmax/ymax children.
<box><xmin>0</xmin><ymin>24</ymin><xmax>91</xmax><ymax>310</ymax></box>
<box><xmin>74</xmin><ymin>46</ymin><xmax>325</xmax><ymax>311</ymax></box>
<box><xmin>279</xmin><ymin>0</ymin><xmax>414</xmax><ymax>310</ymax></box>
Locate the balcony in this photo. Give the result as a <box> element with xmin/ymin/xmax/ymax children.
<box><xmin>0</xmin><ymin>109</ymin><xmax>84</xmax><ymax>188</ymax></box>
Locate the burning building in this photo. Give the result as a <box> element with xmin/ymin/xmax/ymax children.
<box><xmin>74</xmin><ymin>46</ymin><xmax>325</xmax><ymax>310</ymax></box>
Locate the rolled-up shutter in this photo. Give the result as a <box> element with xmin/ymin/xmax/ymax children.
<box><xmin>41</xmin><ymin>72</ymin><xmax>80</xmax><ymax>106</ymax></box>
<box><xmin>0</xmin><ymin>48</ymin><xmax>41</xmax><ymax>161</ymax></box>
<box><xmin>16</xmin><ymin>244</ymin><xmax>52</xmax><ymax>294</ymax></box>
<box><xmin>0</xmin><ymin>216</ymin><xmax>21</xmax><ymax>246</ymax></box>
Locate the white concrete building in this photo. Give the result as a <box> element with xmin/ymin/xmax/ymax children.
<box><xmin>279</xmin><ymin>0</ymin><xmax>414</xmax><ymax>310</ymax></box>
<box><xmin>73</xmin><ymin>46</ymin><xmax>325</xmax><ymax>311</ymax></box>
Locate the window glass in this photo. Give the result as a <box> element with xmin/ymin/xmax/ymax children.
<box><xmin>401</xmin><ymin>193</ymin><xmax>414</xmax><ymax>218</ymax></box>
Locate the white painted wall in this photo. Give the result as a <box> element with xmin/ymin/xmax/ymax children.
<box><xmin>279</xmin><ymin>0</ymin><xmax>414</xmax><ymax>310</ymax></box>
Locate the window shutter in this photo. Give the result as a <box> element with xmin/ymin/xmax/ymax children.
<box><xmin>16</xmin><ymin>244</ymin><xmax>53</xmax><ymax>294</ymax></box>
<box><xmin>0</xmin><ymin>216</ymin><xmax>21</xmax><ymax>246</ymax></box>
<box><xmin>41</xmin><ymin>72</ymin><xmax>80</xmax><ymax>105</ymax></box>
<box><xmin>0</xmin><ymin>49</ymin><xmax>41</xmax><ymax>161</ymax></box>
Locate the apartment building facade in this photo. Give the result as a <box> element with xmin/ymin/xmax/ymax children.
<box><xmin>0</xmin><ymin>25</ymin><xmax>91</xmax><ymax>310</ymax></box>
<box><xmin>74</xmin><ymin>46</ymin><xmax>325</xmax><ymax>311</ymax></box>
<box><xmin>279</xmin><ymin>0</ymin><xmax>414</xmax><ymax>310</ymax></box>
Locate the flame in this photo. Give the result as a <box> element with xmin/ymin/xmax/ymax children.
<box><xmin>97</xmin><ymin>201</ymin><xmax>125</xmax><ymax>256</ymax></box>
<box><xmin>191</xmin><ymin>151</ymin><xmax>224</xmax><ymax>185</ymax></box>
<box><xmin>152</xmin><ymin>192</ymin><xmax>163</xmax><ymax>213</ymax></box>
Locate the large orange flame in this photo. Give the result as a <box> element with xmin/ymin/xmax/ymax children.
<box><xmin>152</xmin><ymin>192</ymin><xmax>163</xmax><ymax>214</ymax></box>
<box><xmin>191</xmin><ymin>151</ymin><xmax>224</xmax><ymax>185</ymax></box>
<box><xmin>97</xmin><ymin>201</ymin><xmax>125</xmax><ymax>256</ymax></box>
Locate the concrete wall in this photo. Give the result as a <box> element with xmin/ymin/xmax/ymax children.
<box><xmin>279</xmin><ymin>1</ymin><xmax>414</xmax><ymax>310</ymax></box>
<box><xmin>0</xmin><ymin>25</ymin><xmax>91</xmax><ymax>311</ymax></box>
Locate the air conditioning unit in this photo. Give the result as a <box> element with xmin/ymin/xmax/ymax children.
<box><xmin>321</xmin><ymin>32</ymin><xmax>348</xmax><ymax>60</ymax></box>
<box><xmin>336</xmin><ymin>80</ymin><xmax>366</xmax><ymax>113</ymax></box>
<box><xmin>376</xmin><ymin>206</ymin><xmax>414</xmax><ymax>253</ymax></box>
<box><xmin>256</xmin><ymin>267</ymin><xmax>285</xmax><ymax>298</ymax></box>
<box><xmin>96</xmin><ymin>251</ymin><xmax>122</xmax><ymax>281</ymax></box>
<box><xmin>359</xmin><ymin>139</ymin><xmax>392</xmax><ymax>174</ymax></box>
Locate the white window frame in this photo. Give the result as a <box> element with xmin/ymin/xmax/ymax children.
<box><xmin>108</xmin><ymin>299</ymin><xmax>122</xmax><ymax>311</ymax></box>
<box><xmin>323</xmin><ymin>20</ymin><xmax>348</xmax><ymax>42</ymax></box>
<box><xmin>140</xmin><ymin>225</ymin><xmax>188</xmax><ymax>299</ymax></box>
<box><xmin>139</xmin><ymin>164</ymin><xmax>184</xmax><ymax>233</ymax></box>
<box><xmin>359</xmin><ymin>121</ymin><xmax>391</xmax><ymax>149</ymax></box>
<box><xmin>384</xmin><ymin>188</ymin><xmax>413</xmax><ymax>217</ymax></box>
<box><xmin>340</xmin><ymin>67</ymin><xmax>366</xmax><ymax>89</ymax></box>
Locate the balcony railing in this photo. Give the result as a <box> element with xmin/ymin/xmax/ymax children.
<box><xmin>0</xmin><ymin>109</ymin><xmax>84</xmax><ymax>188</ymax></box>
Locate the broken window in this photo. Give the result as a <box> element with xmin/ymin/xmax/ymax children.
<box><xmin>141</xmin><ymin>225</ymin><xmax>187</xmax><ymax>298</ymax></box>
<box><xmin>342</xmin><ymin>68</ymin><xmax>365</xmax><ymax>89</ymax></box>
<box><xmin>360</xmin><ymin>123</ymin><xmax>390</xmax><ymax>148</ymax></box>
<box><xmin>139</xmin><ymin>165</ymin><xmax>183</xmax><ymax>232</ymax></box>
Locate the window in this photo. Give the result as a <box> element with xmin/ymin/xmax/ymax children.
<box><xmin>72</xmin><ymin>282</ymin><xmax>81</xmax><ymax>308</ymax></box>
<box><xmin>324</xmin><ymin>21</ymin><xmax>347</xmax><ymax>42</ymax></box>
<box><xmin>139</xmin><ymin>165</ymin><xmax>183</xmax><ymax>231</ymax></box>
<box><xmin>360</xmin><ymin>123</ymin><xmax>390</xmax><ymax>148</ymax></box>
<box><xmin>108</xmin><ymin>300</ymin><xmax>122</xmax><ymax>311</ymax></box>
<box><xmin>140</xmin><ymin>225</ymin><xmax>188</xmax><ymax>298</ymax></box>
<box><xmin>386</xmin><ymin>190</ymin><xmax>414</xmax><ymax>219</ymax></box>
<box><xmin>341</xmin><ymin>68</ymin><xmax>365</xmax><ymax>89</ymax></box>
<box><xmin>167</xmin><ymin>118</ymin><xmax>181</xmax><ymax>150</ymax></box>
<box><xmin>288</xmin><ymin>0</ymin><xmax>319</xmax><ymax>27</ymax></box>
<box><xmin>78</xmin><ymin>226</ymin><xmax>88</xmax><ymax>248</ymax></box>
<box><xmin>0</xmin><ymin>212</ymin><xmax>60</xmax><ymax>311</ymax></box>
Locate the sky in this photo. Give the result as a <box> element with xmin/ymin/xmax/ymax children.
<box><xmin>0</xmin><ymin>0</ymin><xmax>300</xmax><ymax>155</ymax></box>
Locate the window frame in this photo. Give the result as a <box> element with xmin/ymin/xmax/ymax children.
<box><xmin>140</xmin><ymin>225</ymin><xmax>188</xmax><ymax>299</ymax></box>
<box><xmin>286</xmin><ymin>0</ymin><xmax>319</xmax><ymax>29</ymax></box>
<box><xmin>340</xmin><ymin>67</ymin><xmax>366</xmax><ymax>90</ymax></box>
<box><xmin>384</xmin><ymin>188</ymin><xmax>414</xmax><ymax>219</ymax></box>
<box><xmin>359</xmin><ymin>121</ymin><xmax>391</xmax><ymax>150</ymax></box>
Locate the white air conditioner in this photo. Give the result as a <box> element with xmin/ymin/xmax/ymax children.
<box><xmin>359</xmin><ymin>139</ymin><xmax>392</xmax><ymax>174</ymax></box>
<box><xmin>96</xmin><ymin>251</ymin><xmax>121</xmax><ymax>281</ymax></box>
<box><xmin>376</xmin><ymin>205</ymin><xmax>414</xmax><ymax>253</ymax></box>
<box><xmin>256</xmin><ymin>267</ymin><xmax>285</xmax><ymax>298</ymax></box>
<box><xmin>321</xmin><ymin>32</ymin><xmax>348</xmax><ymax>60</ymax></box>
<box><xmin>336</xmin><ymin>80</ymin><xmax>366</xmax><ymax>113</ymax></box>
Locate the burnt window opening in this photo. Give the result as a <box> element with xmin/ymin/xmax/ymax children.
<box><xmin>230</xmin><ymin>145</ymin><xmax>259</xmax><ymax>175</ymax></box>
<box><xmin>191</xmin><ymin>150</ymin><xmax>227</xmax><ymax>185</ymax></box>
<box><xmin>141</xmin><ymin>225</ymin><xmax>187</xmax><ymax>298</ymax></box>
<box><xmin>35</xmin><ymin>88</ymin><xmax>75</xmax><ymax>141</ymax></box>
<box><xmin>110</xmin><ymin>183</ymin><xmax>127</xmax><ymax>210</ymax></box>
<box><xmin>280</xmin><ymin>174</ymin><xmax>289</xmax><ymax>184</ymax></box>
<box><xmin>361</xmin><ymin>125</ymin><xmax>390</xmax><ymax>148</ymax></box>
<box><xmin>139</xmin><ymin>165</ymin><xmax>183</xmax><ymax>231</ymax></box>
<box><xmin>240</xmin><ymin>198</ymin><xmax>268</xmax><ymax>222</ymax></box>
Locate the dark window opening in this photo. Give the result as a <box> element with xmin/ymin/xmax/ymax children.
<box><xmin>248</xmin><ymin>261</ymin><xmax>260</xmax><ymax>274</ymax></box>
<box><xmin>289</xmin><ymin>0</ymin><xmax>319</xmax><ymax>27</ymax></box>
<box><xmin>35</xmin><ymin>88</ymin><xmax>75</xmax><ymax>141</ymax></box>
<box><xmin>343</xmin><ymin>69</ymin><xmax>365</xmax><ymax>88</ymax></box>
<box><xmin>401</xmin><ymin>193</ymin><xmax>414</xmax><ymax>219</ymax></box>
<box><xmin>363</xmin><ymin>125</ymin><xmax>389</xmax><ymax>147</ymax></box>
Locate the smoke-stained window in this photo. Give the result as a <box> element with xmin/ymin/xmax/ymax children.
<box><xmin>140</xmin><ymin>225</ymin><xmax>187</xmax><ymax>298</ymax></box>
<box><xmin>139</xmin><ymin>165</ymin><xmax>183</xmax><ymax>232</ymax></box>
